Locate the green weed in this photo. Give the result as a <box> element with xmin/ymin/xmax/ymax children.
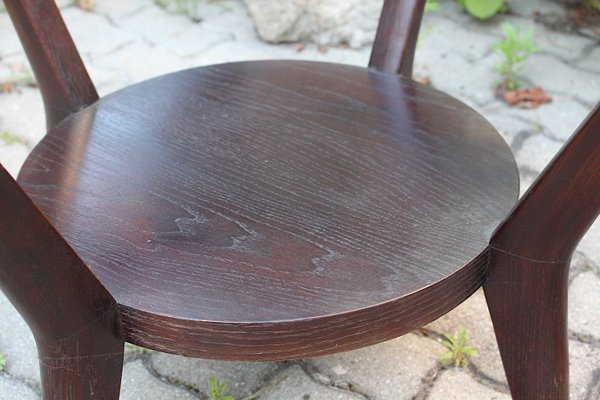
<box><xmin>493</xmin><ymin>22</ymin><xmax>538</xmax><ymax>90</ymax></box>
<box><xmin>125</xmin><ymin>343</ymin><xmax>153</xmax><ymax>355</ymax></box>
<box><xmin>456</xmin><ymin>0</ymin><xmax>507</xmax><ymax>20</ymax></box>
<box><xmin>0</xmin><ymin>131</ymin><xmax>21</xmax><ymax>145</ymax></box>
<box><xmin>425</xmin><ymin>0</ymin><xmax>440</xmax><ymax>12</ymax></box>
<box><xmin>208</xmin><ymin>376</ymin><xmax>234</xmax><ymax>400</ymax></box>
<box><xmin>440</xmin><ymin>327</ymin><xmax>479</xmax><ymax>367</ymax></box>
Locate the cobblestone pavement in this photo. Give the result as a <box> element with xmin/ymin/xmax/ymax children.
<box><xmin>0</xmin><ymin>1</ymin><xmax>599</xmax><ymax>399</ymax></box>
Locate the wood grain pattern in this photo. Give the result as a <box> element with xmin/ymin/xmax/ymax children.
<box><xmin>0</xmin><ymin>165</ymin><xmax>123</xmax><ymax>399</ymax></box>
<box><xmin>485</xmin><ymin>251</ymin><xmax>569</xmax><ymax>400</ymax></box>
<box><xmin>18</xmin><ymin>60</ymin><xmax>519</xmax><ymax>358</ymax></box>
<box><xmin>4</xmin><ymin>0</ymin><xmax>98</xmax><ymax>129</ymax></box>
<box><xmin>485</xmin><ymin>103</ymin><xmax>600</xmax><ymax>399</ymax></box>
<box><xmin>370</xmin><ymin>0</ymin><xmax>426</xmax><ymax>77</ymax></box>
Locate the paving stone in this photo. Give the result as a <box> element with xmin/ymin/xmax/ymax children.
<box><xmin>569</xmin><ymin>271</ymin><xmax>600</xmax><ymax>340</ymax></box>
<box><xmin>91</xmin><ymin>0</ymin><xmax>150</xmax><ymax>19</ymax></box>
<box><xmin>425</xmin><ymin>289</ymin><xmax>508</xmax><ymax>387</ymax></box>
<box><xmin>61</xmin><ymin>7</ymin><xmax>139</xmax><ymax>59</ymax></box>
<box><xmin>184</xmin><ymin>0</ymin><xmax>258</xmax><ymax>38</ymax></box>
<box><xmin>570</xmin><ymin>339</ymin><xmax>600</xmax><ymax>400</ymax></box>
<box><xmin>259</xmin><ymin>364</ymin><xmax>363</xmax><ymax>400</ymax></box>
<box><xmin>428</xmin><ymin>369</ymin><xmax>510</xmax><ymax>400</ymax></box>
<box><xmin>149</xmin><ymin>352</ymin><xmax>280</xmax><ymax>399</ymax></box>
<box><xmin>309</xmin><ymin>333</ymin><xmax>440</xmax><ymax>400</ymax></box>
<box><xmin>578</xmin><ymin>45</ymin><xmax>600</xmax><ymax>74</ymax></box>
<box><xmin>0</xmin><ymin>89</ymin><xmax>45</xmax><ymax>146</ymax></box>
<box><xmin>0</xmin><ymin>293</ymin><xmax>39</xmax><ymax>385</ymax></box>
<box><xmin>514</xmin><ymin>133</ymin><xmax>563</xmax><ymax>173</ymax></box>
<box><xmin>481</xmin><ymin>106</ymin><xmax>542</xmax><ymax>146</ymax></box>
<box><xmin>569</xmin><ymin>250</ymin><xmax>598</xmax><ymax>282</ymax></box>
<box><xmin>414</xmin><ymin>20</ymin><xmax>499</xmax><ymax>105</ymax></box>
<box><xmin>416</xmin><ymin>50</ymin><xmax>498</xmax><ymax>106</ymax></box>
<box><xmin>120</xmin><ymin>360</ymin><xmax>196</xmax><ymax>400</ymax></box>
<box><xmin>118</xmin><ymin>6</ymin><xmax>192</xmax><ymax>43</ymax></box>
<box><xmin>534</xmin><ymin>27</ymin><xmax>596</xmax><ymax>63</ymax></box>
<box><xmin>0</xmin><ymin>142</ymin><xmax>29</xmax><ymax>178</ymax></box>
<box><xmin>55</xmin><ymin>0</ymin><xmax>74</xmax><ymax>8</ymax></box>
<box><xmin>503</xmin><ymin>96</ymin><xmax>593</xmax><ymax>141</ymax></box>
<box><xmin>0</xmin><ymin>374</ymin><xmax>39</xmax><ymax>400</ymax></box>
<box><xmin>421</xmin><ymin>15</ymin><xmax>498</xmax><ymax>61</ymax></box>
<box><xmin>0</xmin><ymin>12</ymin><xmax>24</xmax><ymax>58</ymax></box>
<box><xmin>525</xmin><ymin>54</ymin><xmax>600</xmax><ymax>106</ymax></box>
<box><xmin>148</xmin><ymin>23</ymin><xmax>233</xmax><ymax>59</ymax></box>
<box><xmin>87</xmin><ymin>41</ymin><xmax>190</xmax><ymax>95</ymax></box>
<box><xmin>579</xmin><ymin>221</ymin><xmax>600</xmax><ymax>269</ymax></box>
<box><xmin>518</xmin><ymin>170</ymin><xmax>538</xmax><ymax>197</ymax></box>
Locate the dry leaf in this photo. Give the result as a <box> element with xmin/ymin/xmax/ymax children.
<box><xmin>502</xmin><ymin>86</ymin><xmax>552</xmax><ymax>109</ymax></box>
<box><xmin>0</xmin><ymin>83</ymin><xmax>14</xmax><ymax>94</ymax></box>
<box><xmin>414</xmin><ymin>76</ymin><xmax>431</xmax><ymax>86</ymax></box>
<box><xmin>78</xmin><ymin>0</ymin><xmax>95</xmax><ymax>11</ymax></box>
<box><xmin>317</xmin><ymin>45</ymin><xmax>329</xmax><ymax>54</ymax></box>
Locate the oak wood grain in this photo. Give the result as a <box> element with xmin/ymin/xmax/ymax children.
<box><xmin>485</xmin><ymin>103</ymin><xmax>600</xmax><ymax>400</ymax></box>
<box><xmin>370</xmin><ymin>0</ymin><xmax>426</xmax><ymax>77</ymax></box>
<box><xmin>0</xmin><ymin>164</ymin><xmax>123</xmax><ymax>399</ymax></box>
<box><xmin>18</xmin><ymin>60</ymin><xmax>519</xmax><ymax>358</ymax></box>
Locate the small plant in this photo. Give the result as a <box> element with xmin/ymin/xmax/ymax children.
<box><xmin>440</xmin><ymin>327</ymin><xmax>479</xmax><ymax>367</ymax></box>
<box><xmin>456</xmin><ymin>0</ymin><xmax>506</xmax><ymax>20</ymax></box>
<box><xmin>0</xmin><ymin>131</ymin><xmax>21</xmax><ymax>145</ymax></box>
<box><xmin>493</xmin><ymin>22</ymin><xmax>538</xmax><ymax>90</ymax></box>
<box><xmin>208</xmin><ymin>376</ymin><xmax>234</xmax><ymax>400</ymax></box>
<box><xmin>587</xmin><ymin>0</ymin><xmax>600</xmax><ymax>12</ymax></box>
<box><xmin>125</xmin><ymin>343</ymin><xmax>153</xmax><ymax>355</ymax></box>
<box><xmin>425</xmin><ymin>0</ymin><xmax>440</xmax><ymax>12</ymax></box>
<box><xmin>0</xmin><ymin>353</ymin><xmax>6</xmax><ymax>372</ymax></box>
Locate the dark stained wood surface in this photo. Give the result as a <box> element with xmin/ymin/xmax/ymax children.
<box><xmin>18</xmin><ymin>60</ymin><xmax>518</xmax><ymax>358</ymax></box>
<box><xmin>370</xmin><ymin>0</ymin><xmax>426</xmax><ymax>77</ymax></box>
<box><xmin>0</xmin><ymin>164</ymin><xmax>124</xmax><ymax>399</ymax></box>
<box><xmin>484</xmin><ymin>103</ymin><xmax>600</xmax><ymax>400</ymax></box>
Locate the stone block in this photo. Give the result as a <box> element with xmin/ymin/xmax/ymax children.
<box><xmin>0</xmin><ymin>293</ymin><xmax>39</xmax><ymax>385</ymax></box>
<box><xmin>428</xmin><ymin>369</ymin><xmax>509</xmax><ymax>400</ymax></box>
<box><xmin>242</xmin><ymin>0</ymin><xmax>382</xmax><ymax>48</ymax></box>
<box><xmin>0</xmin><ymin>375</ymin><xmax>39</xmax><ymax>400</ymax></box>
<box><xmin>425</xmin><ymin>289</ymin><xmax>508</xmax><ymax>388</ymax></box>
<box><xmin>259</xmin><ymin>364</ymin><xmax>363</xmax><ymax>400</ymax></box>
<box><xmin>150</xmin><ymin>353</ymin><xmax>280</xmax><ymax>400</ymax></box>
<box><xmin>579</xmin><ymin>220</ymin><xmax>600</xmax><ymax>269</ymax></box>
<box><xmin>120</xmin><ymin>360</ymin><xmax>196</xmax><ymax>400</ymax></box>
<box><xmin>309</xmin><ymin>333</ymin><xmax>440</xmax><ymax>400</ymax></box>
<box><xmin>514</xmin><ymin>133</ymin><xmax>562</xmax><ymax>173</ymax></box>
<box><xmin>569</xmin><ymin>271</ymin><xmax>600</xmax><ymax>340</ymax></box>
